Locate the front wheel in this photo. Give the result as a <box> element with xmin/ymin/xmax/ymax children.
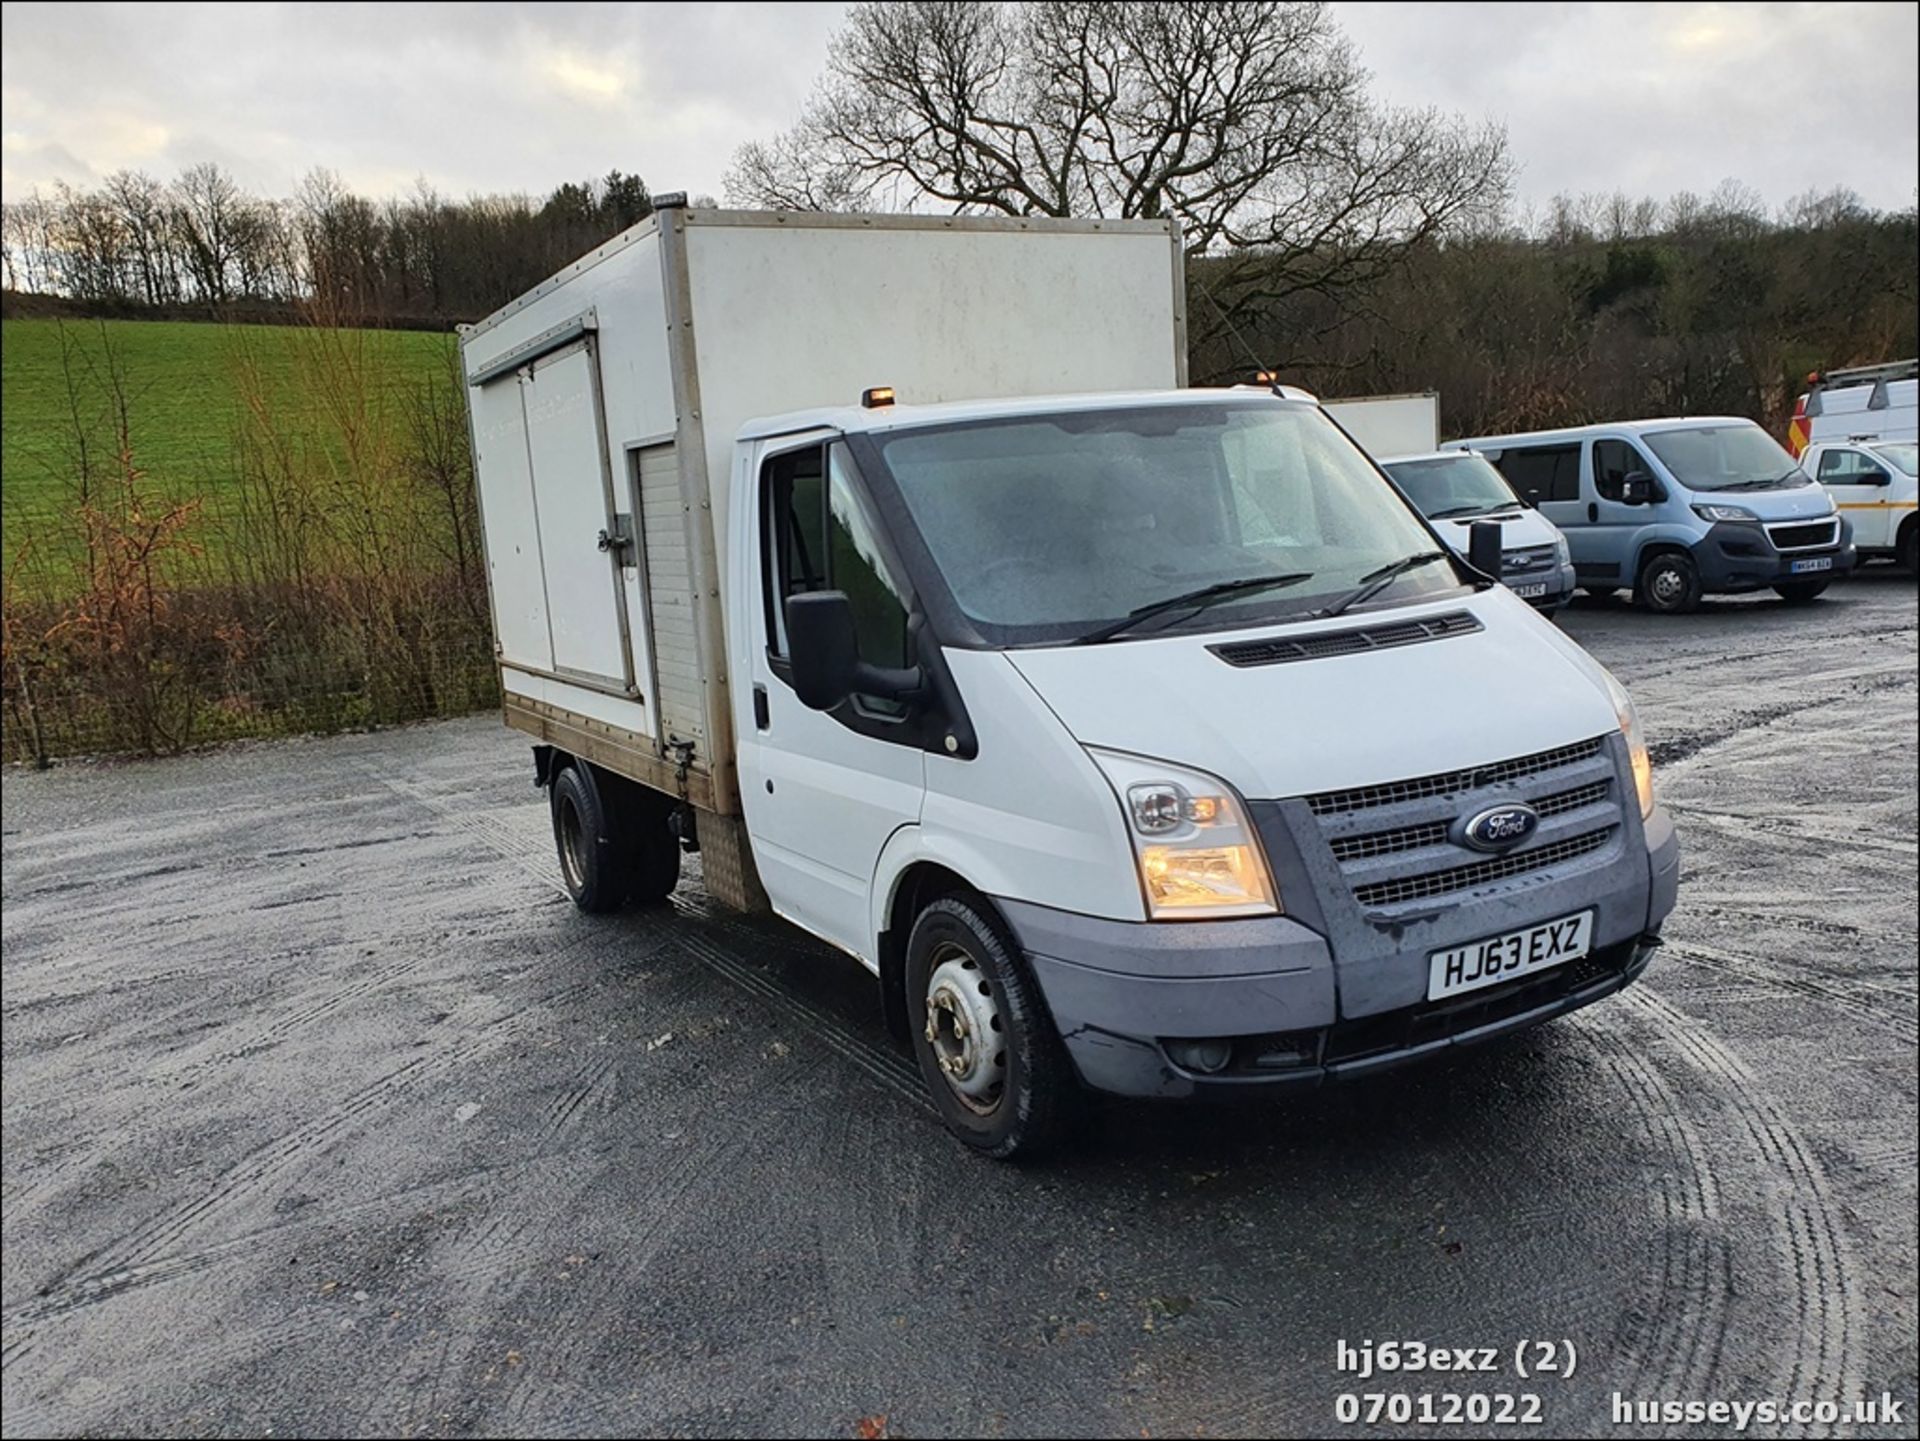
<box><xmin>906</xmin><ymin>894</ymin><xmax>1077</xmax><ymax>1160</ymax></box>
<box><xmin>1773</xmin><ymin>579</ymin><xmax>1830</xmax><ymax>604</ymax></box>
<box><xmin>1637</xmin><ymin>552</ymin><xmax>1702</xmax><ymax>614</ymax></box>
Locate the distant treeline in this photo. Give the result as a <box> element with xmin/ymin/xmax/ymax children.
<box><xmin>5</xmin><ymin>164</ymin><xmax>1915</xmax><ymax>437</ymax></box>
<box><xmin>1203</xmin><ymin>184</ymin><xmax>1920</xmax><ymax>438</ymax></box>
<box><xmin>1</xmin><ymin>165</ymin><xmax>662</xmax><ymax>326</ymax></box>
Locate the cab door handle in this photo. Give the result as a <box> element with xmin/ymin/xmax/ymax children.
<box><xmin>752</xmin><ymin>684</ymin><xmax>770</xmax><ymax>730</ymax></box>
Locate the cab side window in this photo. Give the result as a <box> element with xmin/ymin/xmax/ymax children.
<box><xmin>1818</xmin><ymin>448</ymin><xmax>1883</xmax><ymax>483</ymax></box>
<box><xmin>1493</xmin><ymin>444</ymin><xmax>1579</xmax><ymax>505</ymax></box>
<box><xmin>1593</xmin><ymin>439</ymin><xmax>1653</xmax><ymax>501</ymax></box>
<box><xmin>762</xmin><ymin>442</ymin><xmax>912</xmax><ymax>717</ymax></box>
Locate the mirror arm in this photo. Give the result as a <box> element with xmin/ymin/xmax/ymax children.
<box><xmin>852</xmin><ymin>662</ymin><xmax>923</xmax><ymax>703</ymax></box>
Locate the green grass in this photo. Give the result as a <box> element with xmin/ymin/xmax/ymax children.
<box><xmin>1</xmin><ymin>317</ymin><xmax>454</xmax><ymax>589</ymax></box>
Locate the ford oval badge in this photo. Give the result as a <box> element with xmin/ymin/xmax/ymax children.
<box><xmin>1458</xmin><ymin>802</ymin><xmax>1540</xmax><ymax>853</ymax></box>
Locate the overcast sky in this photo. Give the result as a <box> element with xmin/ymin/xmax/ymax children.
<box><xmin>2</xmin><ymin>1</ymin><xmax>1915</xmax><ymax>215</ymax></box>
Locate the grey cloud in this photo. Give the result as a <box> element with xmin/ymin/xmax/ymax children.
<box><xmin>3</xmin><ymin>2</ymin><xmax>1915</xmax><ymax>213</ymax></box>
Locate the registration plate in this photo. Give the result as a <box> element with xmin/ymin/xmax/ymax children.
<box><xmin>1427</xmin><ymin>910</ymin><xmax>1594</xmax><ymax>1001</ymax></box>
<box><xmin>1510</xmin><ymin>581</ymin><xmax>1550</xmax><ymax>599</ymax></box>
<box><xmin>1790</xmin><ymin>556</ymin><xmax>1832</xmax><ymax>575</ymax></box>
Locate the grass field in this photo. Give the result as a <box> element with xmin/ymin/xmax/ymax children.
<box><xmin>1</xmin><ymin>318</ymin><xmax>454</xmax><ymax>587</ymax></box>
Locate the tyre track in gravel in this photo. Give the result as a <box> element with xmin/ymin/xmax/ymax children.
<box><xmin>380</xmin><ymin>764</ymin><xmax>931</xmax><ymax>1115</ymax></box>
<box><xmin>478</xmin><ymin>1073</ymin><xmax>824</xmax><ymax>1437</ymax></box>
<box><xmin>1644</xmin><ymin>661</ymin><xmax>1914</xmax><ymax>768</ymax></box>
<box><xmin>1623</xmin><ymin>987</ymin><xmax>1867</xmax><ymax>1427</ymax></box>
<box><xmin>1661</xmin><ymin>940</ymin><xmax>1919</xmax><ymax>1042</ymax></box>
<box><xmin>1574</xmin><ymin>1018</ymin><xmax>1732</xmax><ymax>1404</ymax></box>
<box><xmin>4</xmin><ymin>1011</ymin><xmax>527</xmax><ymax>1331</ymax></box>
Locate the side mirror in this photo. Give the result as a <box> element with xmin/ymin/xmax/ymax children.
<box><xmin>1620</xmin><ymin>471</ymin><xmax>1657</xmax><ymax>505</ymax></box>
<box><xmin>1467</xmin><ymin>519</ymin><xmax>1504</xmax><ymax>577</ymax></box>
<box><xmin>785</xmin><ymin>591</ymin><xmax>921</xmax><ymax>713</ymax></box>
<box><xmin>1865</xmin><ymin>468</ymin><xmax>1893</xmax><ymax>487</ymax></box>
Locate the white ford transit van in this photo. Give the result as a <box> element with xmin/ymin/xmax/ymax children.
<box><xmin>461</xmin><ymin>204</ymin><xmax>1680</xmax><ymax>1158</ymax></box>
<box><xmin>1379</xmin><ymin>450</ymin><xmax>1576</xmax><ymax>612</ymax></box>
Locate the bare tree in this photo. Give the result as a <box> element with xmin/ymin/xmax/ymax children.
<box><xmin>171</xmin><ymin>162</ymin><xmax>250</xmax><ymax>303</ymax></box>
<box><xmin>104</xmin><ymin>171</ymin><xmax>175</xmax><ymax>304</ymax></box>
<box><xmin>725</xmin><ymin>0</ymin><xmax>1508</xmax><ymax>350</ymax></box>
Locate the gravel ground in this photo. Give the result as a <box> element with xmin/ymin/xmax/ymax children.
<box><xmin>3</xmin><ymin>573</ymin><xmax>1915</xmax><ymax>1439</ymax></box>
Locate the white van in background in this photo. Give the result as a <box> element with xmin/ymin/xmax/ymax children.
<box><xmin>1380</xmin><ymin>450</ymin><xmax>1576</xmax><ymax>613</ymax></box>
<box><xmin>1788</xmin><ymin>360</ymin><xmax>1917</xmax><ymax>458</ymax></box>
<box><xmin>460</xmin><ymin>203</ymin><xmax>1679</xmax><ymax>1158</ymax></box>
<box><xmin>1801</xmin><ymin>438</ymin><xmax>1919</xmax><ymax>572</ymax></box>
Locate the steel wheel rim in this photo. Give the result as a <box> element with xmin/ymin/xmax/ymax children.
<box><xmin>924</xmin><ymin>942</ymin><xmax>1007</xmax><ymax>1114</ymax></box>
<box><xmin>1651</xmin><ymin>565</ymin><xmax>1685</xmax><ymax>603</ymax></box>
<box><xmin>557</xmin><ymin>795</ymin><xmax>588</xmax><ymax>891</ymax></box>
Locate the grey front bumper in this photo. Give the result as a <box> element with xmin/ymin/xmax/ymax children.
<box><xmin>1001</xmin><ymin>744</ymin><xmax>1679</xmax><ymax>1101</ymax></box>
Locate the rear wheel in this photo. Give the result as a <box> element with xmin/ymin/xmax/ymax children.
<box><xmin>1636</xmin><ymin>552</ymin><xmax>1701</xmax><ymax>614</ymax></box>
<box><xmin>623</xmin><ymin>792</ymin><xmax>682</xmax><ymax>905</ymax></box>
<box><xmin>550</xmin><ymin>764</ymin><xmax>631</xmax><ymax>914</ymax></box>
<box><xmin>1772</xmin><ymin>579</ymin><xmax>1829</xmax><ymax>604</ymax></box>
<box><xmin>906</xmin><ymin>894</ymin><xmax>1077</xmax><ymax>1161</ymax></box>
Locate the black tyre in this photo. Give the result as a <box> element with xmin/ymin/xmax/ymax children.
<box><xmin>550</xmin><ymin>764</ymin><xmax>631</xmax><ymax>914</ymax></box>
<box><xmin>1900</xmin><ymin>523</ymin><xmax>1918</xmax><ymax>577</ymax></box>
<box><xmin>624</xmin><ymin>795</ymin><xmax>682</xmax><ymax>906</ymax></box>
<box><xmin>905</xmin><ymin>894</ymin><xmax>1077</xmax><ymax>1160</ymax></box>
<box><xmin>1637</xmin><ymin>551</ymin><xmax>1702</xmax><ymax>614</ymax></box>
<box><xmin>1772</xmin><ymin>579</ymin><xmax>1829</xmax><ymax>604</ymax></box>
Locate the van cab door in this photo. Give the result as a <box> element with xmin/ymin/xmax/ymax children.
<box><xmin>734</xmin><ymin>436</ymin><xmax>925</xmax><ymax>961</ymax></box>
<box><xmin>1813</xmin><ymin>445</ymin><xmax>1895</xmax><ymax>549</ymax></box>
<box><xmin>1589</xmin><ymin>437</ymin><xmax>1663</xmax><ymax>580</ymax></box>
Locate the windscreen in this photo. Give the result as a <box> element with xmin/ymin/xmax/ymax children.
<box><xmin>1642</xmin><ymin>423</ymin><xmax>1807</xmax><ymax>492</ymax></box>
<box><xmin>1384</xmin><ymin>454</ymin><xmax>1524</xmax><ymax>519</ymax></box>
<box><xmin>1871</xmin><ymin>441</ymin><xmax>1917</xmax><ymax>476</ymax></box>
<box><xmin>868</xmin><ymin>401</ymin><xmax>1455</xmax><ymax>645</ymax></box>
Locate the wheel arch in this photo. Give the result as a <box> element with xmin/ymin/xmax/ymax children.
<box><xmin>1630</xmin><ymin>532</ymin><xmax>1701</xmax><ymax>585</ymax></box>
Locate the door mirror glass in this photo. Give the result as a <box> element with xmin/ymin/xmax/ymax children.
<box><xmin>786</xmin><ymin>592</ymin><xmax>861</xmax><ymax>711</ymax></box>
<box><xmin>1620</xmin><ymin>471</ymin><xmax>1657</xmax><ymax>505</ymax></box>
<box><xmin>785</xmin><ymin>591</ymin><xmax>921</xmax><ymax>714</ymax></box>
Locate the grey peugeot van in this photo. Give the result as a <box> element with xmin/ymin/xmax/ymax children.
<box><xmin>1445</xmin><ymin>418</ymin><xmax>1855</xmax><ymax>612</ymax></box>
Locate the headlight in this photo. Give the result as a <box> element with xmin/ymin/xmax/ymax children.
<box><xmin>1600</xmin><ymin>669</ymin><xmax>1655</xmax><ymax>819</ymax></box>
<box><xmin>1087</xmin><ymin>749</ymin><xmax>1278</xmax><ymax>919</ymax></box>
<box><xmin>1692</xmin><ymin>502</ymin><xmax>1757</xmax><ymax>523</ymax></box>
<box><xmin>1552</xmin><ymin>534</ymin><xmax>1571</xmax><ymax>565</ymax></box>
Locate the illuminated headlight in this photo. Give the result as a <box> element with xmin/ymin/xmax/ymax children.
<box><xmin>1692</xmin><ymin>502</ymin><xmax>1758</xmax><ymax>523</ymax></box>
<box><xmin>1089</xmin><ymin>749</ymin><xmax>1278</xmax><ymax>919</ymax></box>
<box><xmin>1601</xmin><ymin>669</ymin><xmax>1656</xmax><ymax>819</ymax></box>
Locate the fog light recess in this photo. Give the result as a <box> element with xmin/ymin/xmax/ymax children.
<box><xmin>1167</xmin><ymin>1038</ymin><xmax>1234</xmax><ymax>1075</ymax></box>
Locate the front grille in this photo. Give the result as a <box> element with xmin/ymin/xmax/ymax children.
<box><xmin>1767</xmin><ymin>519</ymin><xmax>1840</xmax><ymax>551</ymax></box>
<box><xmin>1328</xmin><ymin>777</ymin><xmax>1611</xmax><ymax>863</ymax></box>
<box><xmin>1209</xmin><ymin>611</ymin><xmax>1480</xmax><ymax>669</ymax></box>
<box><xmin>1351</xmin><ymin>828</ymin><xmax>1614</xmax><ymax>908</ymax></box>
<box><xmin>1501</xmin><ymin>545</ymin><xmax>1557</xmax><ymax>574</ymax></box>
<box><xmin>1536</xmin><ymin>778</ymin><xmax>1610</xmax><ymax>816</ymax></box>
<box><xmin>1308</xmin><ymin>737</ymin><xmax>1605</xmax><ymax>818</ymax></box>
<box><xmin>1330</xmin><ymin>818</ymin><xmax>1451</xmax><ymax>863</ymax></box>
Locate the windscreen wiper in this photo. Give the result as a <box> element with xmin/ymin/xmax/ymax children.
<box><xmin>1427</xmin><ymin>502</ymin><xmax>1517</xmax><ymax>520</ymax></box>
<box><xmin>1071</xmin><ymin>572</ymin><xmax>1314</xmax><ymax>646</ymax></box>
<box><xmin>1311</xmin><ymin>550</ymin><xmax>1453</xmax><ymax>620</ymax></box>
